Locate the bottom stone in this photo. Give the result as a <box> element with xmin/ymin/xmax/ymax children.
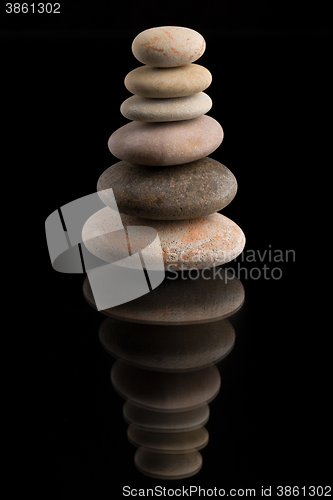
<box><xmin>82</xmin><ymin>208</ymin><xmax>245</xmax><ymax>270</ymax></box>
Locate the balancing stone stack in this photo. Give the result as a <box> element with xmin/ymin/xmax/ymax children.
<box><xmin>87</xmin><ymin>26</ymin><xmax>245</xmax><ymax>272</ymax></box>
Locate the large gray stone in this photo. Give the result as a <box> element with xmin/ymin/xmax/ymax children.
<box><xmin>97</xmin><ymin>157</ymin><xmax>237</xmax><ymax>220</ymax></box>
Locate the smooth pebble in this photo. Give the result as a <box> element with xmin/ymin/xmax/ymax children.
<box><xmin>97</xmin><ymin>157</ymin><xmax>237</xmax><ymax>220</ymax></box>
<box><xmin>108</xmin><ymin>115</ymin><xmax>223</xmax><ymax>166</ymax></box>
<box><xmin>82</xmin><ymin>208</ymin><xmax>245</xmax><ymax>270</ymax></box>
<box><xmin>132</xmin><ymin>26</ymin><xmax>205</xmax><ymax>67</ymax></box>
<box><xmin>124</xmin><ymin>64</ymin><xmax>212</xmax><ymax>98</ymax></box>
<box><xmin>120</xmin><ymin>92</ymin><xmax>212</xmax><ymax>122</ymax></box>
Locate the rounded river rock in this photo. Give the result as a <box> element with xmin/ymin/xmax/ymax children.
<box><xmin>82</xmin><ymin>208</ymin><xmax>245</xmax><ymax>271</ymax></box>
<box><xmin>132</xmin><ymin>26</ymin><xmax>206</xmax><ymax>68</ymax></box>
<box><xmin>108</xmin><ymin>115</ymin><xmax>223</xmax><ymax>166</ymax></box>
<box><xmin>97</xmin><ymin>158</ymin><xmax>237</xmax><ymax>220</ymax></box>
<box><xmin>124</xmin><ymin>64</ymin><xmax>212</xmax><ymax>98</ymax></box>
<box><xmin>120</xmin><ymin>92</ymin><xmax>212</xmax><ymax>122</ymax></box>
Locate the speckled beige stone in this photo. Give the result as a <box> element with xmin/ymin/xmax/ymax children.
<box><xmin>99</xmin><ymin>317</ymin><xmax>235</xmax><ymax>371</ymax></box>
<box><xmin>124</xmin><ymin>64</ymin><xmax>212</xmax><ymax>98</ymax></box>
<box><xmin>97</xmin><ymin>158</ymin><xmax>236</xmax><ymax>220</ymax></box>
<box><xmin>128</xmin><ymin>425</ymin><xmax>209</xmax><ymax>453</ymax></box>
<box><xmin>111</xmin><ymin>361</ymin><xmax>221</xmax><ymax>412</ymax></box>
<box><xmin>108</xmin><ymin>116</ymin><xmax>222</xmax><ymax>166</ymax></box>
<box><xmin>135</xmin><ymin>449</ymin><xmax>202</xmax><ymax>479</ymax></box>
<box><xmin>120</xmin><ymin>92</ymin><xmax>212</xmax><ymax>122</ymax></box>
<box><xmin>83</xmin><ymin>266</ymin><xmax>244</xmax><ymax>325</ymax></box>
<box><xmin>82</xmin><ymin>208</ymin><xmax>245</xmax><ymax>270</ymax></box>
<box><xmin>123</xmin><ymin>402</ymin><xmax>210</xmax><ymax>433</ymax></box>
<box><xmin>132</xmin><ymin>26</ymin><xmax>206</xmax><ymax>67</ymax></box>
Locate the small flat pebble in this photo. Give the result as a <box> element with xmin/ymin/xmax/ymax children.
<box><xmin>132</xmin><ymin>26</ymin><xmax>206</xmax><ymax>67</ymax></box>
<box><xmin>124</xmin><ymin>64</ymin><xmax>212</xmax><ymax>98</ymax></box>
<box><xmin>97</xmin><ymin>157</ymin><xmax>237</xmax><ymax>220</ymax></box>
<box><xmin>120</xmin><ymin>92</ymin><xmax>212</xmax><ymax>122</ymax></box>
<box><xmin>135</xmin><ymin>449</ymin><xmax>202</xmax><ymax>479</ymax></box>
<box><xmin>108</xmin><ymin>116</ymin><xmax>223</xmax><ymax>166</ymax></box>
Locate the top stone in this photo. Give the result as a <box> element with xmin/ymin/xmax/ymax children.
<box><xmin>132</xmin><ymin>26</ymin><xmax>205</xmax><ymax>68</ymax></box>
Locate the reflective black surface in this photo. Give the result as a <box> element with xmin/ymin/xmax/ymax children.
<box><xmin>10</xmin><ymin>4</ymin><xmax>330</xmax><ymax>496</ymax></box>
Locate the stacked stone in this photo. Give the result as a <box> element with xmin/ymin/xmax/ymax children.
<box><xmin>96</xmin><ymin>26</ymin><xmax>245</xmax><ymax>271</ymax></box>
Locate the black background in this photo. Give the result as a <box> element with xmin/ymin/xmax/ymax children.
<box><xmin>4</xmin><ymin>1</ymin><xmax>331</xmax><ymax>497</ymax></box>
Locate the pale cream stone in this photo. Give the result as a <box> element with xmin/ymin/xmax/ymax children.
<box><xmin>132</xmin><ymin>26</ymin><xmax>206</xmax><ymax>67</ymax></box>
<box><xmin>120</xmin><ymin>92</ymin><xmax>212</xmax><ymax>122</ymax></box>
<box><xmin>124</xmin><ymin>64</ymin><xmax>212</xmax><ymax>98</ymax></box>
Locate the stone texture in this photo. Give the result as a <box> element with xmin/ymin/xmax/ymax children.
<box><xmin>132</xmin><ymin>26</ymin><xmax>206</xmax><ymax>68</ymax></box>
<box><xmin>123</xmin><ymin>402</ymin><xmax>210</xmax><ymax>433</ymax></box>
<box><xmin>111</xmin><ymin>361</ymin><xmax>221</xmax><ymax>411</ymax></box>
<box><xmin>124</xmin><ymin>64</ymin><xmax>212</xmax><ymax>98</ymax></box>
<box><xmin>128</xmin><ymin>425</ymin><xmax>209</xmax><ymax>453</ymax></box>
<box><xmin>120</xmin><ymin>92</ymin><xmax>212</xmax><ymax>122</ymax></box>
<box><xmin>97</xmin><ymin>158</ymin><xmax>237</xmax><ymax>220</ymax></box>
<box><xmin>99</xmin><ymin>316</ymin><xmax>235</xmax><ymax>371</ymax></box>
<box><xmin>82</xmin><ymin>208</ymin><xmax>245</xmax><ymax>271</ymax></box>
<box><xmin>108</xmin><ymin>116</ymin><xmax>223</xmax><ymax>166</ymax></box>
<box><xmin>135</xmin><ymin>449</ymin><xmax>202</xmax><ymax>480</ymax></box>
<box><xmin>83</xmin><ymin>267</ymin><xmax>245</xmax><ymax>325</ymax></box>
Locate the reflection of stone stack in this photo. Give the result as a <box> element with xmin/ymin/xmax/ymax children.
<box><xmin>83</xmin><ymin>26</ymin><xmax>245</xmax><ymax>270</ymax></box>
<box><xmin>83</xmin><ymin>268</ymin><xmax>244</xmax><ymax>479</ymax></box>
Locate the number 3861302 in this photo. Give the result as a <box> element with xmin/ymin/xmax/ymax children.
<box><xmin>6</xmin><ymin>3</ymin><xmax>60</xmax><ymax>13</ymax></box>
